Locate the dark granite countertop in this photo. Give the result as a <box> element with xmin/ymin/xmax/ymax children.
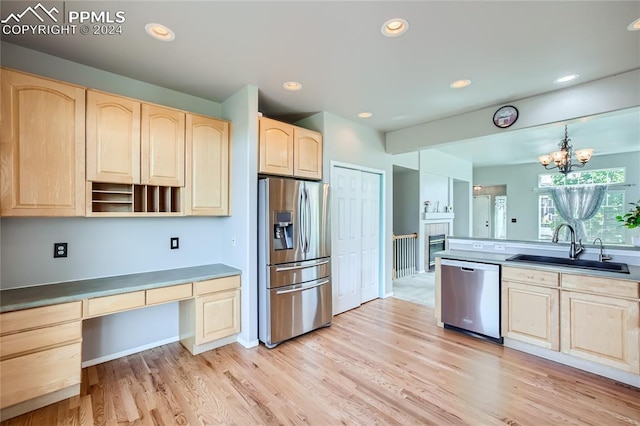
<box><xmin>0</xmin><ymin>264</ymin><xmax>241</xmax><ymax>313</ymax></box>
<box><xmin>436</xmin><ymin>250</ymin><xmax>640</xmax><ymax>282</ymax></box>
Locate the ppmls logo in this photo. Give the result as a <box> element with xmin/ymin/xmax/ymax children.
<box><xmin>1</xmin><ymin>2</ymin><xmax>126</xmax><ymax>36</ymax></box>
<box><xmin>1</xmin><ymin>3</ymin><xmax>59</xmax><ymax>24</ymax></box>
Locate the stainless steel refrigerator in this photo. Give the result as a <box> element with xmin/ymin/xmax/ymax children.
<box><xmin>258</xmin><ymin>177</ymin><xmax>332</xmax><ymax>348</ymax></box>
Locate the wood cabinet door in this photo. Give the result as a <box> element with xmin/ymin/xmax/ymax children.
<box><xmin>258</xmin><ymin>117</ymin><xmax>294</xmax><ymax>176</ymax></box>
<box><xmin>196</xmin><ymin>289</ymin><xmax>240</xmax><ymax>344</ymax></box>
<box><xmin>294</xmin><ymin>127</ymin><xmax>323</xmax><ymax>180</ymax></box>
<box><xmin>141</xmin><ymin>104</ymin><xmax>185</xmax><ymax>186</ymax></box>
<box><xmin>86</xmin><ymin>90</ymin><xmax>141</xmax><ymax>184</ymax></box>
<box><xmin>185</xmin><ymin>114</ymin><xmax>230</xmax><ymax>215</ymax></box>
<box><xmin>0</xmin><ymin>69</ymin><xmax>85</xmax><ymax>216</ymax></box>
<box><xmin>561</xmin><ymin>291</ymin><xmax>639</xmax><ymax>374</ymax></box>
<box><xmin>502</xmin><ymin>280</ymin><xmax>560</xmax><ymax>350</ymax></box>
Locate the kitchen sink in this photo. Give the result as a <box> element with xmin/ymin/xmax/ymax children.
<box><xmin>506</xmin><ymin>254</ymin><xmax>630</xmax><ymax>274</ymax></box>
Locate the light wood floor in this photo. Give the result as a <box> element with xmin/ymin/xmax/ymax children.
<box><xmin>3</xmin><ymin>298</ymin><xmax>640</xmax><ymax>425</ymax></box>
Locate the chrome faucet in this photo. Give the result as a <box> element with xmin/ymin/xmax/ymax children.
<box><xmin>592</xmin><ymin>238</ymin><xmax>611</xmax><ymax>262</ymax></box>
<box><xmin>552</xmin><ymin>223</ymin><xmax>584</xmax><ymax>259</ymax></box>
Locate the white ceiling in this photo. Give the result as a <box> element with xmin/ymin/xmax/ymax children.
<box><xmin>1</xmin><ymin>1</ymin><xmax>639</xmax><ymax>165</ymax></box>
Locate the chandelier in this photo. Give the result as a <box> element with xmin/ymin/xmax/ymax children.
<box><xmin>537</xmin><ymin>125</ymin><xmax>593</xmax><ymax>175</ymax></box>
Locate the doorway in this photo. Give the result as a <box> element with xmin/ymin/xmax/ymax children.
<box><xmin>473</xmin><ymin>195</ymin><xmax>491</xmax><ymax>238</ymax></box>
<box><xmin>332</xmin><ymin>164</ymin><xmax>383</xmax><ymax>315</ymax></box>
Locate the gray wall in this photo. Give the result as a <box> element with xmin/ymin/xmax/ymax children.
<box><xmin>393</xmin><ymin>168</ymin><xmax>419</xmax><ymax>235</ymax></box>
<box><xmin>0</xmin><ymin>42</ymin><xmax>258</xmax><ymax>361</ymax></box>
<box><xmin>453</xmin><ymin>180</ymin><xmax>470</xmax><ymax>237</ymax></box>
<box><xmin>474</xmin><ymin>151</ymin><xmax>640</xmax><ymax>243</ymax></box>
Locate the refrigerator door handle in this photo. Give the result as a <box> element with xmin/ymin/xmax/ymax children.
<box><xmin>298</xmin><ymin>186</ymin><xmax>306</xmax><ymax>253</ymax></box>
<box><xmin>275</xmin><ymin>279</ymin><xmax>330</xmax><ymax>295</ymax></box>
<box><xmin>305</xmin><ymin>187</ymin><xmax>311</xmax><ymax>253</ymax></box>
<box><xmin>276</xmin><ymin>259</ymin><xmax>330</xmax><ymax>272</ymax></box>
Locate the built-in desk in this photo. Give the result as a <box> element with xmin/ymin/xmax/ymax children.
<box><xmin>0</xmin><ymin>264</ymin><xmax>242</xmax><ymax>421</ymax></box>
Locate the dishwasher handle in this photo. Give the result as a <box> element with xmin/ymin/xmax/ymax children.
<box><xmin>440</xmin><ymin>258</ymin><xmax>499</xmax><ymax>273</ymax></box>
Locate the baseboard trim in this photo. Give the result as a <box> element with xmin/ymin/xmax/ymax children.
<box><xmin>1</xmin><ymin>384</ymin><xmax>80</xmax><ymax>422</ymax></box>
<box><xmin>383</xmin><ymin>291</ymin><xmax>394</xmax><ymax>299</ymax></box>
<box><xmin>504</xmin><ymin>338</ymin><xmax>640</xmax><ymax>388</ymax></box>
<box><xmin>82</xmin><ymin>336</ymin><xmax>179</xmax><ymax>367</ymax></box>
<box><xmin>237</xmin><ymin>336</ymin><xmax>259</xmax><ymax>348</ymax></box>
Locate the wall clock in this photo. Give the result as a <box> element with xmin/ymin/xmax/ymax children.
<box><xmin>493</xmin><ymin>105</ymin><xmax>518</xmax><ymax>128</ymax></box>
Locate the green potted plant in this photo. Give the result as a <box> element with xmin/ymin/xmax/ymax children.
<box><xmin>616</xmin><ymin>199</ymin><xmax>640</xmax><ymax>246</ymax></box>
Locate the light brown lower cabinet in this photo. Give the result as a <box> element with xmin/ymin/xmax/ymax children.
<box><xmin>502</xmin><ymin>280</ymin><xmax>560</xmax><ymax>350</ymax></box>
<box><xmin>180</xmin><ymin>275</ymin><xmax>241</xmax><ymax>354</ymax></box>
<box><xmin>501</xmin><ymin>266</ymin><xmax>640</xmax><ymax>376</ymax></box>
<box><xmin>0</xmin><ymin>302</ymin><xmax>83</xmax><ymax>421</ymax></box>
<box><xmin>560</xmin><ymin>290</ymin><xmax>639</xmax><ymax>374</ymax></box>
<box><xmin>0</xmin><ymin>276</ymin><xmax>241</xmax><ymax>421</ymax></box>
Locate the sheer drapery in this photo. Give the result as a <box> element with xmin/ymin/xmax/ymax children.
<box><xmin>549</xmin><ymin>184</ymin><xmax>608</xmax><ymax>242</ymax></box>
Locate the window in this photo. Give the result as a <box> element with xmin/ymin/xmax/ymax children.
<box><xmin>538</xmin><ymin>168</ymin><xmax>626</xmax><ymax>244</ymax></box>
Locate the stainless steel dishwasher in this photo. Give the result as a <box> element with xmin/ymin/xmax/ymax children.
<box><xmin>440</xmin><ymin>259</ymin><xmax>501</xmax><ymax>342</ymax></box>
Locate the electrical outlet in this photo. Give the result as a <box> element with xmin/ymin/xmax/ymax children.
<box><xmin>170</xmin><ymin>237</ymin><xmax>179</xmax><ymax>249</ymax></box>
<box><xmin>54</xmin><ymin>242</ymin><xmax>68</xmax><ymax>258</ymax></box>
<box><xmin>472</xmin><ymin>243</ymin><xmax>483</xmax><ymax>249</ymax></box>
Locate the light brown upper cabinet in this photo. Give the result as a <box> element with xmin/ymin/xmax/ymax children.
<box><xmin>293</xmin><ymin>126</ymin><xmax>323</xmax><ymax>180</ymax></box>
<box><xmin>87</xmin><ymin>92</ymin><xmax>185</xmax><ymax>187</ymax></box>
<box><xmin>0</xmin><ymin>68</ymin><xmax>86</xmax><ymax>217</ymax></box>
<box><xmin>258</xmin><ymin>117</ymin><xmax>323</xmax><ymax>180</ymax></box>
<box><xmin>141</xmin><ymin>104</ymin><xmax>185</xmax><ymax>187</ymax></box>
<box><xmin>86</xmin><ymin>90</ymin><xmax>141</xmax><ymax>184</ymax></box>
<box><xmin>185</xmin><ymin>113</ymin><xmax>231</xmax><ymax>216</ymax></box>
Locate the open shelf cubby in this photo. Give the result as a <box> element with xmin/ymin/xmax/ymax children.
<box><xmin>89</xmin><ymin>182</ymin><xmax>182</xmax><ymax>215</ymax></box>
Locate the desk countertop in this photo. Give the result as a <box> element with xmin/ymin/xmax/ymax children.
<box><xmin>0</xmin><ymin>264</ymin><xmax>241</xmax><ymax>313</ymax></box>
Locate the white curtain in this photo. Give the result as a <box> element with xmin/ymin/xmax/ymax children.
<box><xmin>549</xmin><ymin>184</ymin><xmax>608</xmax><ymax>242</ymax></box>
<box><xmin>494</xmin><ymin>196</ymin><xmax>507</xmax><ymax>240</ymax></box>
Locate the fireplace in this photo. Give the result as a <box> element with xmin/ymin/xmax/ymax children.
<box><xmin>427</xmin><ymin>234</ymin><xmax>446</xmax><ymax>271</ymax></box>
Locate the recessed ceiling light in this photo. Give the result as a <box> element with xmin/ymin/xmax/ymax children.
<box><xmin>282</xmin><ymin>81</ymin><xmax>302</xmax><ymax>91</ymax></box>
<box><xmin>145</xmin><ymin>23</ymin><xmax>175</xmax><ymax>41</ymax></box>
<box><xmin>381</xmin><ymin>18</ymin><xmax>409</xmax><ymax>37</ymax></box>
<box><xmin>358</xmin><ymin>112</ymin><xmax>373</xmax><ymax>119</ymax></box>
<box><xmin>450</xmin><ymin>79</ymin><xmax>471</xmax><ymax>89</ymax></box>
<box><xmin>554</xmin><ymin>74</ymin><xmax>580</xmax><ymax>83</ymax></box>
<box><xmin>628</xmin><ymin>18</ymin><xmax>640</xmax><ymax>31</ymax></box>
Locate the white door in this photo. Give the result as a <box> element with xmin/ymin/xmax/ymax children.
<box><xmin>360</xmin><ymin>171</ymin><xmax>380</xmax><ymax>303</ymax></box>
<box><xmin>473</xmin><ymin>195</ymin><xmax>492</xmax><ymax>238</ymax></box>
<box><xmin>333</xmin><ymin>166</ymin><xmax>382</xmax><ymax>315</ymax></box>
<box><xmin>334</xmin><ymin>167</ymin><xmax>362</xmax><ymax>314</ymax></box>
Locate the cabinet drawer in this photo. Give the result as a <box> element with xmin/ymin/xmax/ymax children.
<box><xmin>84</xmin><ymin>291</ymin><xmax>146</xmax><ymax>317</ymax></box>
<box><xmin>0</xmin><ymin>321</ymin><xmax>82</xmax><ymax>360</ymax></box>
<box><xmin>195</xmin><ymin>275</ymin><xmax>240</xmax><ymax>296</ymax></box>
<box><xmin>0</xmin><ymin>302</ymin><xmax>82</xmax><ymax>335</ymax></box>
<box><xmin>561</xmin><ymin>274</ymin><xmax>639</xmax><ymax>299</ymax></box>
<box><xmin>146</xmin><ymin>283</ymin><xmax>193</xmax><ymax>305</ymax></box>
<box><xmin>502</xmin><ymin>266</ymin><xmax>559</xmax><ymax>287</ymax></box>
<box><xmin>0</xmin><ymin>342</ymin><xmax>81</xmax><ymax>409</ymax></box>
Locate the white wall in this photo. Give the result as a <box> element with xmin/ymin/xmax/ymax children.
<box><xmin>416</xmin><ymin>149</ymin><xmax>473</xmax><ymax>268</ymax></box>
<box><xmin>296</xmin><ymin>112</ymin><xmax>395</xmax><ymax>296</ymax></box>
<box><xmin>387</xmin><ymin>69</ymin><xmax>640</xmax><ymax>154</ymax></box>
<box><xmin>221</xmin><ymin>86</ymin><xmax>260</xmax><ymax>347</ymax></box>
<box><xmin>474</xmin><ymin>152</ymin><xmax>640</xmax><ymax>243</ymax></box>
<box><xmin>0</xmin><ymin>43</ymin><xmax>258</xmax><ymax>360</ymax></box>
<box><xmin>453</xmin><ymin>180</ymin><xmax>470</xmax><ymax>237</ymax></box>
